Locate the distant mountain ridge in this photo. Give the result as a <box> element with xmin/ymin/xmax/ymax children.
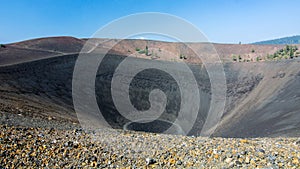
<box><xmin>253</xmin><ymin>35</ymin><xmax>300</xmax><ymax>45</ymax></box>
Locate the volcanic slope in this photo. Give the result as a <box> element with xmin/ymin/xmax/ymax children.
<box><xmin>0</xmin><ymin>37</ymin><xmax>300</xmax><ymax>137</ymax></box>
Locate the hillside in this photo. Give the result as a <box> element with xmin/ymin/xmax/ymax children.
<box><xmin>253</xmin><ymin>35</ymin><xmax>300</xmax><ymax>45</ymax></box>
<box><xmin>0</xmin><ymin>36</ymin><xmax>85</xmax><ymax>66</ymax></box>
<box><xmin>0</xmin><ymin>37</ymin><xmax>300</xmax><ymax>138</ymax></box>
<box><xmin>1</xmin><ymin>36</ymin><xmax>300</xmax><ymax>66</ymax></box>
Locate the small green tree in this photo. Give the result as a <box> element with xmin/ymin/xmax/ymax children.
<box><xmin>179</xmin><ymin>54</ymin><xmax>186</xmax><ymax>59</ymax></box>
<box><xmin>179</xmin><ymin>54</ymin><xmax>183</xmax><ymax>59</ymax></box>
<box><xmin>145</xmin><ymin>46</ymin><xmax>149</xmax><ymax>56</ymax></box>
<box><xmin>290</xmin><ymin>49</ymin><xmax>294</xmax><ymax>58</ymax></box>
<box><xmin>294</xmin><ymin>46</ymin><xmax>298</xmax><ymax>51</ymax></box>
<box><xmin>232</xmin><ymin>55</ymin><xmax>237</xmax><ymax>61</ymax></box>
<box><xmin>238</xmin><ymin>55</ymin><xmax>242</xmax><ymax>62</ymax></box>
<box><xmin>138</xmin><ymin>50</ymin><xmax>145</xmax><ymax>54</ymax></box>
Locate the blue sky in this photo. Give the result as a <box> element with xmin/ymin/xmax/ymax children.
<box><xmin>1</xmin><ymin>0</ymin><xmax>299</xmax><ymax>44</ymax></box>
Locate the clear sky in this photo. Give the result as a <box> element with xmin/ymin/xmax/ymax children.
<box><xmin>1</xmin><ymin>0</ymin><xmax>299</xmax><ymax>44</ymax></box>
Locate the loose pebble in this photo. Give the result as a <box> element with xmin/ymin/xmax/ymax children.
<box><xmin>0</xmin><ymin>124</ymin><xmax>299</xmax><ymax>168</ymax></box>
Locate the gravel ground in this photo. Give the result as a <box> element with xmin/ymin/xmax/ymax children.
<box><xmin>1</xmin><ymin>124</ymin><xmax>300</xmax><ymax>169</ymax></box>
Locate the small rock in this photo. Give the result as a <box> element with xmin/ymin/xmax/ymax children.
<box><xmin>235</xmin><ymin>160</ymin><xmax>242</xmax><ymax>167</ymax></box>
<box><xmin>225</xmin><ymin>158</ymin><xmax>233</xmax><ymax>163</ymax></box>
<box><xmin>240</xmin><ymin>139</ymin><xmax>249</xmax><ymax>144</ymax></box>
<box><xmin>146</xmin><ymin>158</ymin><xmax>156</xmax><ymax>165</ymax></box>
<box><xmin>292</xmin><ymin>158</ymin><xmax>299</xmax><ymax>165</ymax></box>
<box><xmin>257</xmin><ymin>148</ymin><xmax>265</xmax><ymax>153</ymax></box>
<box><xmin>241</xmin><ymin>151</ymin><xmax>247</xmax><ymax>155</ymax></box>
<box><xmin>64</xmin><ymin>141</ymin><xmax>73</xmax><ymax>147</ymax></box>
<box><xmin>176</xmin><ymin>160</ymin><xmax>182</xmax><ymax>165</ymax></box>
<box><xmin>245</xmin><ymin>156</ymin><xmax>250</xmax><ymax>164</ymax></box>
<box><xmin>250</xmin><ymin>159</ymin><xmax>256</xmax><ymax>165</ymax></box>
<box><xmin>228</xmin><ymin>162</ymin><xmax>235</xmax><ymax>168</ymax></box>
<box><xmin>278</xmin><ymin>162</ymin><xmax>284</xmax><ymax>167</ymax></box>
<box><xmin>268</xmin><ymin>155</ymin><xmax>276</xmax><ymax>162</ymax></box>
<box><xmin>38</xmin><ymin>133</ymin><xmax>44</xmax><ymax>137</ymax></box>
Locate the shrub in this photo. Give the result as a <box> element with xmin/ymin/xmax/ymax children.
<box><xmin>232</xmin><ymin>55</ymin><xmax>237</xmax><ymax>61</ymax></box>
<box><xmin>294</xmin><ymin>46</ymin><xmax>298</xmax><ymax>50</ymax></box>
<box><xmin>179</xmin><ymin>54</ymin><xmax>187</xmax><ymax>59</ymax></box>
<box><xmin>145</xmin><ymin>46</ymin><xmax>149</xmax><ymax>56</ymax></box>
<box><xmin>290</xmin><ymin>50</ymin><xmax>294</xmax><ymax>58</ymax></box>
<box><xmin>238</xmin><ymin>55</ymin><xmax>242</xmax><ymax>62</ymax></box>
<box><xmin>267</xmin><ymin>54</ymin><xmax>273</xmax><ymax>59</ymax></box>
<box><xmin>179</xmin><ymin>54</ymin><xmax>184</xmax><ymax>59</ymax></box>
<box><xmin>138</xmin><ymin>50</ymin><xmax>145</xmax><ymax>54</ymax></box>
<box><xmin>267</xmin><ymin>45</ymin><xmax>299</xmax><ymax>60</ymax></box>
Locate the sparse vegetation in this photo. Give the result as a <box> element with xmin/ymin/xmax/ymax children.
<box><xmin>0</xmin><ymin>44</ymin><xmax>6</xmax><ymax>48</ymax></box>
<box><xmin>138</xmin><ymin>50</ymin><xmax>145</xmax><ymax>54</ymax></box>
<box><xmin>266</xmin><ymin>45</ymin><xmax>298</xmax><ymax>61</ymax></box>
<box><xmin>256</xmin><ymin>57</ymin><xmax>259</xmax><ymax>62</ymax></box>
<box><xmin>232</xmin><ymin>55</ymin><xmax>243</xmax><ymax>62</ymax></box>
<box><xmin>179</xmin><ymin>54</ymin><xmax>187</xmax><ymax>60</ymax></box>
<box><xmin>135</xmin><ymin>46</ymin><xmax>152</xmax><ymax>56</ymax></box>
<box><xmin>256</xmin><ymin>56</ymin><xmax>261</xmax><ymax>62</ymax></box>
<box><xmin>231</xmin><ymin>45</ymin><xmax>299</xmax><ymax>63</ymax></box>
<box><xmin>232</xmin><ymin>55</ymin><xmax>237</xmax><ymax>61</ymax></box>
<box><xmin>238</xmin><ymin>55</ymin><xmax>242</xmax><ymax>62</ymax></box>
<box><xmin>145</xmin><ymin>46</ymin><xmax>149</xmax><ymax>56</ymax></box>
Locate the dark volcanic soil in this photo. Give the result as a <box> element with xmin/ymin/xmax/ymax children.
<box><xmin>0</xmin><ymin>48</ymin><xmax>300</xmax><ymax>137</ymax></box>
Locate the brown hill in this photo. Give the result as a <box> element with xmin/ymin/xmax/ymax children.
<box><xmin>9</xmin><ymin>36</ymin><xmax>85</xmax><ymax>53</ymax></box>
<box><xmin>0</xmin><ymin>37</ymin><xmax>84</xmax><ymax>66</ymax></box>
<box><xmin>82</xmin><ymin>39</ymin><xmax>296</xmax><ymax>63</ymax></box>
<box><xmin>2</xmin><ymin>36</ymin><xmax>300</xmax><ymax>66</ymax></box>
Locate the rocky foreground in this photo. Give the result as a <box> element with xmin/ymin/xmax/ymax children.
<box><xmin>0</xmin><ymin>124</ymin><xmax>299</xmax><ymax>169</ymax></box>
